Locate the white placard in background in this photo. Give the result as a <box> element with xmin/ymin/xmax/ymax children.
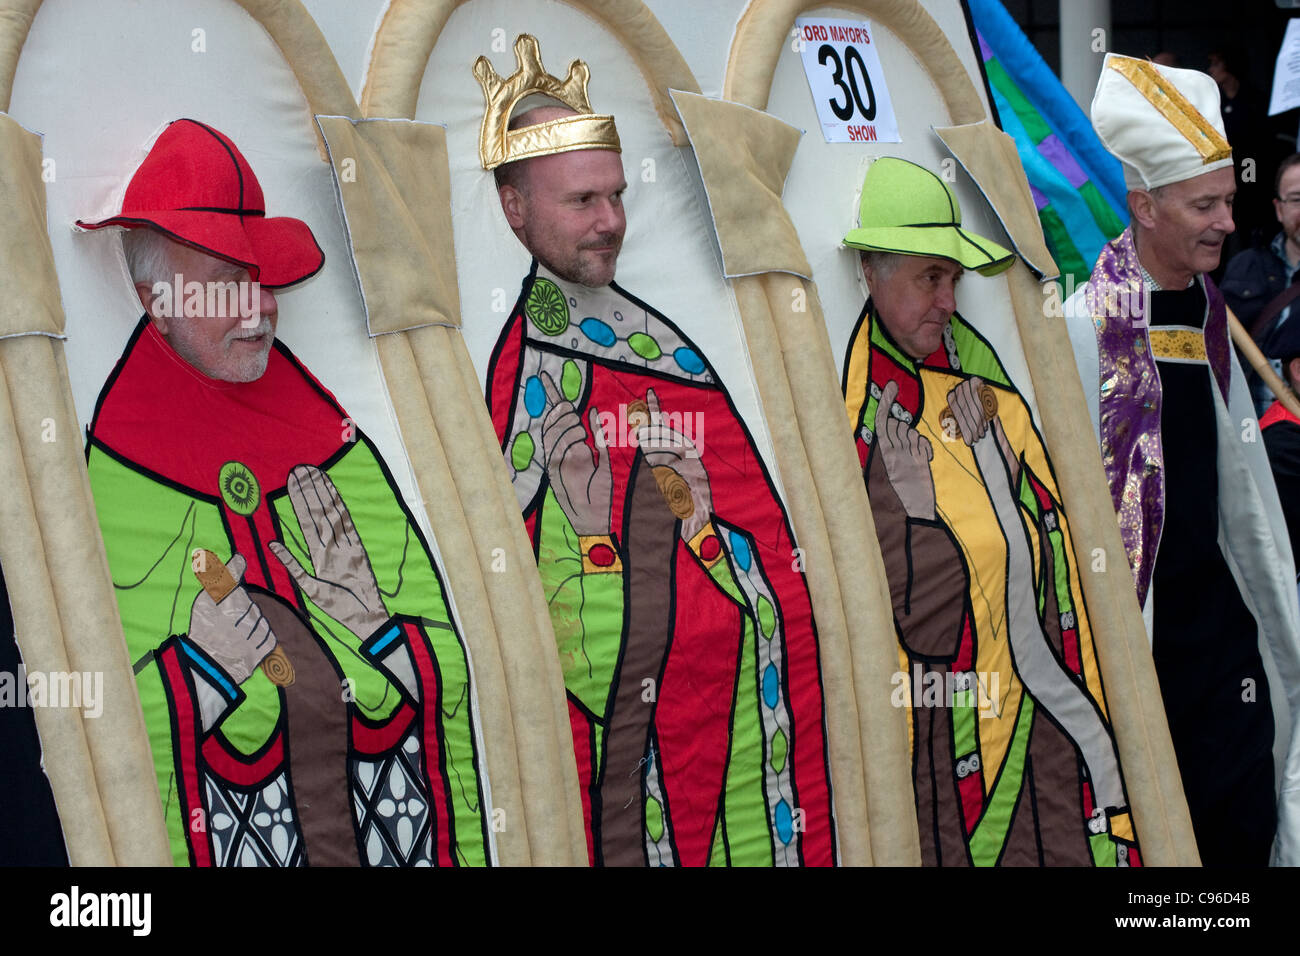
<box><xmin>1270</xmin><ymin>19</ymin><xmax>1300</xmax><ymax>116</ymax></box>
<box><xmin>795</xmin><ymin>17</ymin><xmax>900</xmax><ymax>144</ymax></box>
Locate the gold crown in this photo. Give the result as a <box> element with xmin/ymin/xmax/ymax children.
<box><xmin>473</xmin><ymin>34</ymin><xmax>621</xmax><ymax>171</ymax></box>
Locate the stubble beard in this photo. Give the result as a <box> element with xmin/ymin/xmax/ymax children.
<box><xmin>223</xmin><ymin>320</ymin><xmax>274</xmax><ymax>382</ymax></box>
<box><xmin>526</xmin><ymin>223</ymin><xmax>622</xmax><ymax>288</ymax></box>
<box><xmin>230</xmin><ymin>348</ymin><xmax>271</xmax><ymax>382</ymax></box>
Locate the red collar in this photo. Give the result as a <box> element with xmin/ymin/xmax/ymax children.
<box><xmin>89</xmin><ymin>318</ymin><xmax>347</xmax><ymax>498</ymax></box>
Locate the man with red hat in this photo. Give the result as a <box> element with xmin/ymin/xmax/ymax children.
<box><xmin>78</xmin><ymin>118</ymin><xmax>490</xmax><ymax>867</ymax></box>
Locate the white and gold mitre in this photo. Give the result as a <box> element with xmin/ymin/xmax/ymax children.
<box><xmin>1091</xmin><ymin>54</ymin><xmax>1232</xmax><ymax>190</ymax></box>
<box><xmin>473</xmin><ymin>34</ymin><xmax>621</xmax><ymax>171</ymax></box>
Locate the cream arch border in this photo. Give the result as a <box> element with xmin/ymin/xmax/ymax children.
<box><xmin>358</xmin><ymin>0</ymin><xmax>917</xmax><ymax>866</ymax></box>
<box><xmin>0</xmin><ymin>0</ymin><xmax>360</xmax><ymax>141</ymax></box>
<box><xmin>716</xmin><ymin>0</ymin><xmax>1199</xmax><ymax>866</ymax></box>
<box><xmin>360</xmin><ymin>0</ymin><xmax>699</xmax><ymax>138</ymax></box>
<box><xmin>0</xmin><ymin>0</ymin><xmax>584</xmax><ymax>866</ymax></box>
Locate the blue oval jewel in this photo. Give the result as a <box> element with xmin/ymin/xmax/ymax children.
<box><xmin>674</xmin><ymin>346</ymin><xmax>706</xmax><ymax>375</ymax></box>
<box><xmin>729</xmin><ymin>531</ymin><xmax>752</xmax><ymax>572</ymax></box>
<box><xmin>762</xmin><ymin>663</ymin><xmax>779</xmax><ymax>709</ymax></box>
<box><xmin>524</xmin><ymin>376</ymin><xmax>547</xmax><ymax>418</ymax></box>
<box><xmin>775</xmin><ymin>800</ymin><xmax>794</xmax><ymax>844</ymax></box>
<box><xmin>579</xmin><ymin>317</ymin><xmax>617</xmax><ymax>348</ymax></box>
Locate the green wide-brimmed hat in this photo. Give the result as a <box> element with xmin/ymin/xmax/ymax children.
<box><xmin>843</xmin><ymin>157</ymin><xmax>1015</xmax><ymax>277</ymax></box>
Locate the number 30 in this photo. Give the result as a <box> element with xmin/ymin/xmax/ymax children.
<box><xmin>817</xmin><ymin>43</ymin><xmax>876</xmax><ymax>122</ymax></box>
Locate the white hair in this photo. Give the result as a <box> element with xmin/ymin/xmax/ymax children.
<box><xmin>120</xmin><ymin>227</ymin><xmax>178</xmax><ymax>287</ymax></box>
<box><xmin>859</xmin><ymin>250</ymin><xmax>903</xmax><ymax>281</ymax></box>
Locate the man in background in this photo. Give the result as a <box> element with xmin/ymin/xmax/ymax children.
<box><xmin>1260</xmin><ymin>321</ymin><xmax>1300</xmax><ymax>568</ymax></box>
<box><xmin>1222</xmin><ymin>153</ymin><xmax>1300</xmax><ymax>415</ymax></box>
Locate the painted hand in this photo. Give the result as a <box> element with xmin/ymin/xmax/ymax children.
<box><xmin>875</xmin><ymin>379</ymin><xmax>936</xmax><ymax>521</ymax></box>
<box><xmin>269</xmin><ymin>464</ymin><xmax>388</xmax><ymax>638</ymax></box>
<box><xmin>946</xmin><ymin>376</ymin><xmax>992</xmax><ymax>445</ymax></box>
<box><xmin>539</xmin><ymin>371</ymin><xmax>613</xmax><ymax>536</ymax></box>
<box><xmin>637</xmin><ymin>387</ymin><xmax>713</xmax><ymax>542</ymax></box>
<box><xmin>188</xmin><ymin>553</ymin><xmax>277</xmax><ymax>684</ymax></box>
<box><xmin>946</xmin><ymin>377</ymin><xmax>1020</xmax><ymax>486</ymax></box>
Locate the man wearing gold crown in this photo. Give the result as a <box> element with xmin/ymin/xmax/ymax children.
<box><xmin>844</xmin><ymin>158</ymin><xmax>1138</xmax><ymax>866</ymax></box>
<box><xmin>478</xmin><ymin>36</ymin><xmax>835</xmax><ymax>866</ymax></box>
<box><xmin>1065</xmin><ymin>55</ymin><xmax>1300</xmax><ymax>865</ymax></box>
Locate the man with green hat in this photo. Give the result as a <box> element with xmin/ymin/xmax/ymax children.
<box><xmin>844</xmin><ymin>157</ymin><xmax>1138</xmax><ymax>866</ymax></box>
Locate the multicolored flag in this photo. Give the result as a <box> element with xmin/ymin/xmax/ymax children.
<box><xmin>968</xmin><ymin>0</ymin><xmax>1129</xmax><ymax>284</ymax></box>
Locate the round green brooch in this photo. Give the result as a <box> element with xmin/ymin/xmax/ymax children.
<box><xmin>525</xmin><ymin>277</ymin><xmax>569</xmax><ymax>336</ymax></box>
<box><xmin>218</xmin><ymin>461</ymin><xmax>261</xmax><ymax>516</ymax></box>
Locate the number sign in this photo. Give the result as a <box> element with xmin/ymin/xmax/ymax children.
<box><xmin>794</xmin><ymin>18</ymin><xmax>900</xmax><ymax>144</ymax></box>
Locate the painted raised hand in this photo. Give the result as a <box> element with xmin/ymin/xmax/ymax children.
<box><xmin>947</xmin><ymin>376</ymin><xmax>993</xmax><ymax>446</ymax></box>
<box><xmin>636</xmin><ymin>387</ymin><xmax>714</xmax><ymax>542</ymax></box>
<box><xmin>945</xmin><ymin>376</ymin><xmax>1020</xmax><ymax>487</ymax></box>
<box><xmin>539</xmin><ymin>371</ymin><xmax>613</xmax><ymax>536</ymax></box>
<box><xmin>875</xmin><ymin>378</ymin><xmax>936</xmax><ymax>521</ymax></box>
<box><xmin>269</xmin><ymin>464</ymin><xmax>388</xmax><ymax>639</ymax></box>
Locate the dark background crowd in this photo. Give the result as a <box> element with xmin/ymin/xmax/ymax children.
<box><xmin>1006</xmin><ymin>0</ymin><xmax>1300</xmax><ymax>261</ymax></box>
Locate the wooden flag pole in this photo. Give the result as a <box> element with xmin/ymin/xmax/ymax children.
<box><xmin>1227</xmin><ymin>307</ymin><xmax>1300</xmax><ymax>422</ymax></box>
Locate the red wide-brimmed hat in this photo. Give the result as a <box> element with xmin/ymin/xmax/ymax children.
<box><xmin>77</xmin><ymin>118</ymin><xmax>323</xmax><ymax>288</ymax></box>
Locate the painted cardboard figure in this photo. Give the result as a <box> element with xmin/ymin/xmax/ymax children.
<box><xmin>77</xmin><ymin>119</ymin><xmax>488</xmax><ymax>867</ymax></box>
<box><xmin>844</xmin><ymin>158</ymin><xmax>1137</xmax><ymax>865</ymax></box>
<box><xmin>1066</xmin><ymin>56</ymin><xmax>1300</xmax><ymax>865</ymax></box>
<box><xmin>479</xmin><ymin>36</ymin><xmax>834</xmax><ymax>866</ymax></box>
